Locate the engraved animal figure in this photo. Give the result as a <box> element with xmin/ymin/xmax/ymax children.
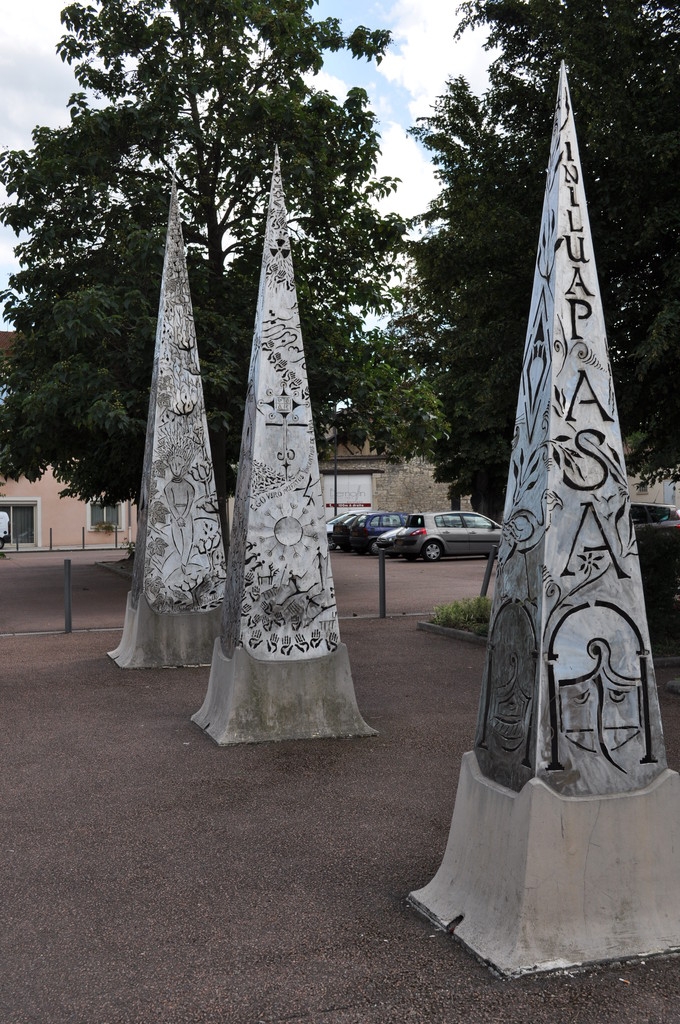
<box><xmin>500</xmin><ymin>489</ymin><xmax>563</xmax><ymax>559</ymax></box>
<box><xmin>257</xmin><ymin>564</ymin><xmax>277</xmax><ymax>586</ymax></box>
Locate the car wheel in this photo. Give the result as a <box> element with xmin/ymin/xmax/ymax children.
<box><xmin>328</xmin><ymin>539</ymin><xmax>337</xmax><ymax>551</ymax></box>
<box><xmin>422</xmin><ymin>540</ymin><xmax>443</xmax><ymax>562</ymax></box>
<box><xmin>369</xmin><ymin>539</ymin><xmax>381</xmax><ymax>555</ymax></box>
<box><xmin>0</xmin><ymin>538</ymin><xmax>4</xmax><ymax>549</ymax></box>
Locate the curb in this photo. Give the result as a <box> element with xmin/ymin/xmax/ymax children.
<box><xmin>417</xmin><ymin>621</ymin><xmax>487</xmax><ymax>646</ymax></box>
<box><xmin>96</xmin><ymin>560</ymin><xmax>133</xmax><ymax>580</ymax></box>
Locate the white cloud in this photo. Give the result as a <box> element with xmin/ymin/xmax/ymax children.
<box><xmin>0</xmin><ymin>3</ymin><xmax>76</xmax><ymax>150</ymax></box>
<box><xmin>311</xmin><ymin>69</ymin><xmax>350</xmax><ymax>104</ymax></box>
<box><xmin>376</xmin><ymin>122</ymin><xmax>437</xmax><ymax>220</ymax></box>
<box><xmin>378</xmin><ymin>0</ymin><xmax>494</xmax><ymax>123</ymax></box>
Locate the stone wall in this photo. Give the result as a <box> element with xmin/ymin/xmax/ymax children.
<box><xmin>374</xmin><ymin>457</ymin><xmax>454</xmax><ymax>512</ymax></box>
<box><xmin>319</xmin><ymin>455</ymin><xmax>471</xmax><ymax>514</ymax></box>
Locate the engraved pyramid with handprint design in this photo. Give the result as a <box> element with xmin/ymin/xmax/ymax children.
<box><xmin>110</xmin><ymin>178</ymin><xmax>226</xmax><ymax>668</ymax></box>
<box><xmin>192</xmin><ymin>149</ymin><xmax>374</xmax><ymax>744</ymax></box>
<box><xmin>409</xmin><ymin>64</ymin><xmax>680</xmax><ymax>976</ymax></box>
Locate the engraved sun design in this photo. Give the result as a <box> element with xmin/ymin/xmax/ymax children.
<box><xmin>242</xmin><ymin>493</ymin><xmax>335</xmax><ymax>642</ymax></box>
<box><xmin>259</xmin><ymin>498</ymin><xmax>322</xmax><ymax>561</ymax></box>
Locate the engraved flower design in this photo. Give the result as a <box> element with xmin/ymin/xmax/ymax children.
<box><xmin>577</xmin><ymin>550</ymin><xmax>605</xmax><ymax>575</ymax></box>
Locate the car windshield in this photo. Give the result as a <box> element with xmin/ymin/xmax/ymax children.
<box><xmin>328</xmin><ymin>513</ymin><xmax>350</xmax><ymax>525</ymax></box>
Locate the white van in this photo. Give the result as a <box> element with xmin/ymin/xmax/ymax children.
<box><xmin>0</xmin><ymin>510</ymin><xmax>10</xmax><ymax>548</ymax></box>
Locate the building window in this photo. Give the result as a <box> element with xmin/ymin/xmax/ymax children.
<box><xmin>636</xmin><ymin>482</ymin><xmax>649</xmax><ymax>495</ymax></box>
<box><xmin>0</xmin><ymin>504</ymin><xmax>36</xmax><ymax>546</ymax></box>
<box><xmin>88</xmin><ymin>503</ymin><xmax>123</xmax><ymax>530</ymax></box>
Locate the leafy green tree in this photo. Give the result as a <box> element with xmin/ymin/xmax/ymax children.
<box><xmin>0</xmin><ymin>0</ymin><xmax>442</xmax><ymax>527</ymax></box>
<box><xmin>396</xmin><ymin>0</ymin><xmax>680</xmax><ymax>517</ymax></box>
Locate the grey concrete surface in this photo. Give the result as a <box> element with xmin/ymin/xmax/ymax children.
<box><xmin>3</xmin><ymin>548</ymin><xmax>680</xmax><ymax>1023</ymax></box>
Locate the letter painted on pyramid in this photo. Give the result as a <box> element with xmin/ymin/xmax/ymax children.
<box><xmin>408</xmin><ymin>66</ymin><xmax>680</xmax><ymax>977</ymax></box>
<box><xmin>109</xmin><ymin>179</ymin><xmax>226</xmax><ymax>668</ymax></box>
<box><xmin>192</xmin><ymin>149</ymin><xmax>374</xmax><ymax>744</ymax></box>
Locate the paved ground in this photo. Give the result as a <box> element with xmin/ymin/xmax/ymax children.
<box><xmin>3</xmin><ymin>549</ymin><xmax>680</xmax><ymax>1023</ymax></box>
<box><xmin>0</xmin><ymin>548</ymin><xmax>496</xmax><ymax>634</ymax></box>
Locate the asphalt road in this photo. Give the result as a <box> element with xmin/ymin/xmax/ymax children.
<box><xmin>0</xmin><ymin>547</ymin><xmax>495</xmax><ymax>635</ymax></box>
<box><xmin>4</xmin><ymin>547</ymin><xmax>680</xmax><ymax>1024</ymax></box>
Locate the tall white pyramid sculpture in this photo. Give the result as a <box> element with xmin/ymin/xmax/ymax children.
<box><xmin>192</xmin><ymin>150</ymin><xmax>374</xmax><ymax>743</ymax></box>
<box><xmin>409</xmin><ymin>64</ymin><xmax>680</xmax><ymax>975</ymax></box>
<box><xmin>109</xmin><ymin>179</ymin><xmax>226</xmax><ymax>668</ymax></box>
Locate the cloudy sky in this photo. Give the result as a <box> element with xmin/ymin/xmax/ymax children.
<box><xmin>0</xmin><ymin>0</ymin><xmax>494</xmax><ymax>326</ymax></box>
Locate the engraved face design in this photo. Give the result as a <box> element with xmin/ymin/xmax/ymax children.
<box><xmin>168</xmin><ymin>453</ymin><xmax>191</xmax><ymax>480</ymax></box>
<box><xmin>479</xmin><ymin>602</ymin><xmax>537</xmax><ymax>772</ymax></box>
<box><xmin>558</xmin><ymin>639</ymin><xmax>641</xmax><ymax>770</ymax></box>
<box><xmin>551</xmin><ymin>606</ymin><xmax>644</xmax><ymax>773</ymax></box>
<box><xmin>490</xmin><ymin>652</ymin><xmax>534</xmax><ymax>753</ymax></box>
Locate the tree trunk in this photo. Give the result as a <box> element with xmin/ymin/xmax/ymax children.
<box><xmin>470</xmin><ymin>469</ymin><xmax>505</xmax><ymax>523</ymax></box>
<box><xmin>209</xmin><ymin>424</ymin><xmax>230</xmax><ymax>555</ymax></box>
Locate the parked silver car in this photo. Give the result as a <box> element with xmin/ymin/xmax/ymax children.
<box><xmin>393</xmin><ymin>511</ymin><xmax>502</xmax><ymax>562</ymax></box>
<box><xmin>375</xmin><ymin>526</ymin><xmax>406</xmax><ymax>556</ymax></box>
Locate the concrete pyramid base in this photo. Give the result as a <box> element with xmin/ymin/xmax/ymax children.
<box><xmin>108</xmin><ymin>592</ymin><xmax>221</xmax><ymax>669</ymax></box>
<box><xmin>409</xmin><ymin>750</ymin><xmax>680</xmax><ymax>977</ymax></box>
<box><xmin>192</xmin><ymin>638</ymin><xmax>376</xmax><ymax>744</ymax></box>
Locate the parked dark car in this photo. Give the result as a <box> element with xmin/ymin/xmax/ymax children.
<box><xmin>630</xmin><ymin>503</ymin><xmax>680</xmax><ymax>530</ymax></box>
<box><xmin>349</xmin><ymin>511</ymin><xmax>409</xmax><ymax>555</ymax></box>
<box><xmin>331</xmin><ymin>512</ymin><xmax>365</xmax><ymax>552</ymax></box>
<box><xmin>326</xmin><ymin>511</ymin><xmax>357</xmax><ymax>550</ymax></box>
<box><xmin>393</xmin><ymin>511</ymin><xmax>502</xmax><ymax>562</ymax></box>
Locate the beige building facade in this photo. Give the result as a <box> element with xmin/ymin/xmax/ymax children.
<box><xmin>628</xmin><ymin>473</ymin><xmax>678</xmax><ymax>508</ymax></box>
<box><xmin>0</xmin><ymin>469</ymin><xmax>136</xmax><ymax>550</ymax></box>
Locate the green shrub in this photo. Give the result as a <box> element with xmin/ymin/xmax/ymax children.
<box><xmin>432</xmin><ymin>596</ymin><xmax>492</xmax><ymax>636</ymax></box>
<box><xmin>636</xmin><ymin>527</ymin><xmax>680</xmax><ymax>655</ymax></box>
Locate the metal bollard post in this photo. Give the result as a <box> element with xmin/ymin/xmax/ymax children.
<box><xmin>50</xmin><ymin>527</ymin><xmax>53</xmax><ymax>551</ymax></box>
<box><xmin>115</xmin><ymin>526</ymin><xmax>118</xmax><ymax>549</ymax></box>
<box><xmin>82</xmin><ymin>526</ymin><xmax>85</xmax><ymax>550</ymax></box>
<box><xmin>480</xmin><ymin>545</ymin><xmax>498</xmax><ymax>598</ymax></box>
<box><xmin>64</xmin><ymin>559</ymin><xmax>72</xmax><ymax>633</ymax></box>
<box><xmin>378</xmin><ymin>548</ymin><xmax>386</xmax><ymax>618</ymax></box>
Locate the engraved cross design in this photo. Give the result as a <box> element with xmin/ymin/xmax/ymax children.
<box><xmin>259</xmin><ymin>388</ymin><xmax>308</xmax><ymax>477</ymax></box>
